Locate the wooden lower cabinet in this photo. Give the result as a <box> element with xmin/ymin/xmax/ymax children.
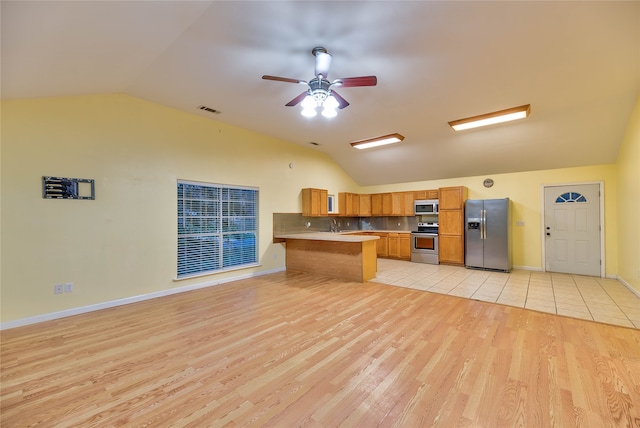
<box><xmin>373</xmin><ymin>232</ymin><xmax>388</xmax><ymax>257</ymax></box>
<box><xmin>354</xmin><ymin>232</ymin><xmax>409</xmax><ymax>260</ymax></box>
<box><xmin>438</xmin><ymin>235</ymin><xmax>464</xmax><ymax>266</ymax></box>
<box><xmin>399</xmin><ymin>233</ymin><xmax>411</xmax><ymax>259</ymax></box>
<box><xmin>387</xmin><ymin>232</ymin><xmax>411</xmax><ymax>260</ymax></box>
<box><xmin>388</xmin><ymin>233</ymin><xmax>399</xmax><ymax>258</ymax></box>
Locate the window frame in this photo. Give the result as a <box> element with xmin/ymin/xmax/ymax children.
<box><xmin>177</xmin><ymin>179</ymin><xmax>259</xmax><ymax>279</ymax></box>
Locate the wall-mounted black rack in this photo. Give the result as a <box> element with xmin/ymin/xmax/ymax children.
<box><xmin>42</xmin><ymin>176</ymin><xmax>95</xmax><ymax>200</ymax></box>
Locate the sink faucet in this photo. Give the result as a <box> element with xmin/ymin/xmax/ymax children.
<box><xmin>330</xmin><ymin>218</ymin><xmax>338</xmax><ymax>233</ymax></box>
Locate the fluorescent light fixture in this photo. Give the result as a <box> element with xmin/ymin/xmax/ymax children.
<box><xmin>448</xmin><ymin>104</ymin><xmax>531</xmax><ymax>131</ymax></box>
<box><xmin>351</xmin><ymin>133</ymin><xmax>405</xmax><ymax>150</ymax></box>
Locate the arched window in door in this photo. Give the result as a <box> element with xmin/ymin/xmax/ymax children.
<box><xmin>555</xmin><ymin>192</ymin><xmax>587</xmax><ymax>203</ymax></box>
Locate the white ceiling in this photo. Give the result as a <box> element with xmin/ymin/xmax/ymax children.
<box><xmin>2</xmin><ymin>1</ymin><xmax>638</xmax><ymax>186</ymax></box>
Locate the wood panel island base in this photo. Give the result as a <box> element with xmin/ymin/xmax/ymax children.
<box><xmin>276</xmin><ymin>233</ymin><xmax>379</xmax><ymax>282</ymax></box>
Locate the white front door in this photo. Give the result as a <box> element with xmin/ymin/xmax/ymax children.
<box><xmin>544</xmin><ymin>184</ymin><xmax>601</xmax><ymax>276</ymax></box>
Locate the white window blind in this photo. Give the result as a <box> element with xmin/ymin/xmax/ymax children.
<box><xmin>177</xmin><ymin>180</ymin><xmax>258</xmax><ymax>278</ymax></box>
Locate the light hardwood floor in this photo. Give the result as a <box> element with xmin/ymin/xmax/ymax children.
<box><xmin>2</xmin><ymin>271</ymin><xmax>640</xmax><ymax>427</ymax></box>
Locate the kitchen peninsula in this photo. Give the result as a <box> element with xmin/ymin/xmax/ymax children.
<box><xmin>274</xmin><ymin>232</ymin><xmax>379</xmax><ymax>282</ymax></box>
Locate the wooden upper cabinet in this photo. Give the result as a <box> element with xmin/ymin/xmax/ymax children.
<box><xmin>338</xmin><ymin>192</ymin><xmax>353</xmax><ymax>216</ymax></box>
<box><xmin>332</xmin><ymin>190</ymin><xmax>437</xmax><ymax>217</ymax></box>
<box><xmin>403</xmin><ymin>191</ymin><xmax>415</xmax><ymax>215</ymax></box>
<box><xmin>302</xmin><ymin>188</ymin><xmax>328</xmax><ymax>217</ymax></box>
<box><xmin>339</xmin><ymin>192</ymin><xmax>367</xmax><ymax>217</ymax></box>
<box><xmin>381</xmin><ymin>193</ymin><xmax>392</xmax><ymax>216</ymax></box>
<box><xmin>388</xmin><ymin>192</ymin><xmax>414</xmax><ymax>216</ymax></box>
<box><xmin>438</xmin><ymin>186</ymin><xmax>467</xmax><ymax>210</ymax></box>
<box><xmin>414</xmin><ymin>189</ymin><xmax>439</xmax><ymax>200</ymax></box>
<box><xmin>371</xmin><ymin>193</ymin><xmax>382</xmax><ymax>216</ymax></box>
<box><xmin>358</xmin><ymin>194</ymin><xmax>371</xmax><ymax>217</ymax></box>
<box><xmin>391</xmin><ymin>193</ymin><xmax>404</xmax><ymax>216</ymax></box>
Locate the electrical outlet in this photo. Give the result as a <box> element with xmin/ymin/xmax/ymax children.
<box><xmin>64</xmin><ymin>282</ymin><xmax>73</xmax><ymax>293</ymax></box>
<box><xmin>54</xmin><ymin>284</ymin><xmax>63</xmax><ymax>295</ymax></box>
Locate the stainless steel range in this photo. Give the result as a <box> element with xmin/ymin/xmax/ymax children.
<box><xmin>410</xmin><ymin>222</ymin><xmax>439</xmax><ymax>264</ymax></box>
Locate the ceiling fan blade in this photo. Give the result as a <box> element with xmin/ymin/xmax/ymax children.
<box><xmin>314</xmin><ymin>52</ymin><xmax>332</xmax><ymax>78</ymax></box>
<box><xmin>330</xmin><ymin>91</ymin><xmax>350</xmax><ymax>109</ymax></box>
<box><xmin>262</xmin><ymin>75</ymin><xmax>306</xmax><ymax>85</ymax></box>
<box><xmin>285</xmin><ymin>92</ymin><xmax>308</xmax><ymax>107</ymax></box>
<box><xmin>333</xmin><ymin>76</ymin><xmax>377</xmax><ymax>87</ymax></box>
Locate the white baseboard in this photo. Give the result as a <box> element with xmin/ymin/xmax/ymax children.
<box><xmin>616</xmin><ymin>275</ymin><xmax>640</xmax><ymax>298</ymax></box>
<box><xmin>511</xmin><ymin>265</ymin><xmax>544</xmax><ymax>272</ymax></box>
<box><xmin>1</xmin><ymin>267</ymin><xmax>286</xmax><ymax>331</ymax></box>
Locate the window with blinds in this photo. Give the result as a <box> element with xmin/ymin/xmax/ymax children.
<box><xmin>177</xmin><ymin>180</ymin><xmax>258</xmax><ymax>278</ymax></box>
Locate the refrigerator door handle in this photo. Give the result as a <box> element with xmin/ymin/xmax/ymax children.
<box><xmin>481</xmin><ymin>209</ymin><xmax>486</xmax><ymax>240</ymax></box>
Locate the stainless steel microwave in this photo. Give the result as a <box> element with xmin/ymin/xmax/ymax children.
<box><xmin>414</xmin><ymin>199</ymin><xmax>439</xmax><ymax>215</ymax></box>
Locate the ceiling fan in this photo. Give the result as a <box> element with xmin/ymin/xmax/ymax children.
<box><xmin>262</xmin><ymin>47</ymin><xmax>377</xmax><ymax>118</ymax></box>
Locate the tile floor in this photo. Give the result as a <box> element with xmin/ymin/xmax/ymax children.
<box><xmin>371</xmin><ymin>259</ymin><xmax>640</xmax><ymax>329</ymax></box>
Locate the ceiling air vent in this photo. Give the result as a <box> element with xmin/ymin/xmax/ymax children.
<box><xmin>198</xmin><ymin>105</ymin><xmax>221</xmax><ymax>114</ymax></box>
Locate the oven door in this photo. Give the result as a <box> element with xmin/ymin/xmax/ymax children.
<box><xmin>410</xmin><ymin>233</ymin><xmax>439</xmax><ymax>264</ymax></box>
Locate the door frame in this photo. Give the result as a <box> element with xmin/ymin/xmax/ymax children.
<box><xmin>540</xmin><ymin>181</ymin><xmax>605</xmax><ymax>277</ymax></box>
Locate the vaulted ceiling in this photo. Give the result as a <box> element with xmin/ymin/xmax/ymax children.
<box><xmin>2</xmin><ymin>1</ymin><xmax>638</xmax><ymax>185</ymax></box>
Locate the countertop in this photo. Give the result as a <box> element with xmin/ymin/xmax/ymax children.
<box><xmin>274</xmin><ymin>232</ymin><xmax>380</xmax><ymax>242</ymax></box>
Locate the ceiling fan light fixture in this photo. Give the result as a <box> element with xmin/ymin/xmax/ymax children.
<box><xmin>301</xmin><ymin>107</ymin><xmax>317</xmax><ymax>118</ymax></box>
<box><xmin>263</xmin><ymin>47</ymin><xmax>377</xmax><ymax>119</ymax></box>
<box><xmin>321</xmin><ymin>94</ymin><xmax>339</xmax><ymax>117</ymax></box>
<box><xmin>322</xmin><ymin>107</ymin><xmax>337</xmax><ymax>118</ymax></box>
<box><xmin>301</xmin><ymin>94</ymin><xmax>318</xmax><ymax>117</ymax></box>
<box><xmin>351</xmin><ymin>133</ymin><xmax>405</xmax><ymax>150</ymax></box>
<box><xmin>448</xmin><ymin>104</ymin><xmax>531</xmax><ymax>131</ymax></box>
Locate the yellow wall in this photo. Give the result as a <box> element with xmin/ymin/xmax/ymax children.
<box><xmin>0</xmin><ymin>94</ymin><xmax>359</xmax><ymax>323</ymax></box>
<box><xmin>361</xmin><ymin>165</ymin><xmax>619</xmax><ymax>275</ymax></box>
<box><xmin>616</xmin><ymin>94</ymin><xmax>640</xmax><ymax>293</ymax></box>
<box><xmin>2</xmin><ymin>93</ymin><xmax>637</xmax><ymax>325</ymax></box>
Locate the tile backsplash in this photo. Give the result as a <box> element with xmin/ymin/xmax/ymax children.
<box><xmin>273</xmin><ymin>213</ymin><xmax>420</xmax><ymax>236</ymax></box>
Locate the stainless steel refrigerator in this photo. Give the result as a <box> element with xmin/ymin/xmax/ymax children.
<box><xmin>465</xmin><ymin>198</ymin><xmax>511</xmax><ymax>271</ymax></box>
